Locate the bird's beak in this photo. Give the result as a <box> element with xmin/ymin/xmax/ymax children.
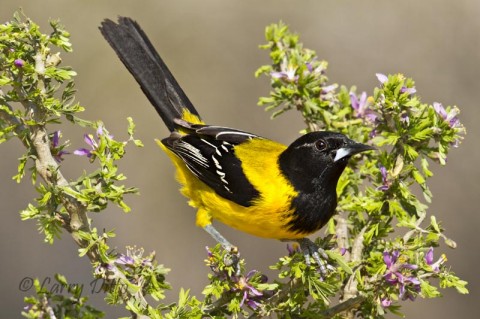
<box><xmin>334</xmin><ymin>142</ymin><xmax>376</xmax><ymax>162</ymax></box>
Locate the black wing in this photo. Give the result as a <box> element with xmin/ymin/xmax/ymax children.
<box><xmin>162</xmin><ymin>123</ymin><xmax>263</xmax><ymax>207</ymax></box>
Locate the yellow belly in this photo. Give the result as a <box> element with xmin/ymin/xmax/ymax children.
<box><xmin>157</xmin><ymin>138</ymin><xmax>306</xmax><ymax>240</ymax></box>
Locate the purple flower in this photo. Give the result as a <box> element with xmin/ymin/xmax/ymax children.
<box><xmin>286</xmin><ymin>243</ymin><xmax>300</xmax><ymax>256</ymax></box>
<box><xmin>50</xmin><ymin>131</ymin><xmax>69</xmax><ymax>162</ymax></box>
<box><xmin>52</xmin><ymin>130</ymin><xmax>60</xmax><ymax>146</ymax></box>
<box><xmin>305</xmin><ymin>59</ymin><xmax>325</xmax><ymax>76</ymax></box>
<box><xmin>14</xmin><ymin>59</ymin><xmax>24</xmax><ymax>68</ymax></box>
<box><xmin>425</xmin><ymin>247</ymin><xmax>435</xmax><ymax>265</ymax></box>
<box><xmin>322</xmin><ymin>84</ymin><xmax>337</xmax><ymax>94</ymax></box>
<box><xmin>204</xmin><ymin>247</ymin><xmax>272</xmax><ymax>308</ymax></box>
<box><xmin>400</xmin><ymin>277</ymin><xmax>421</xmax><ymax>301</ymax></box>
<box><xmin>206</xmin><ymin>246</ymin><xmax>213</xmax><ymax>258</ymax></box>
<box><xmin>377</xmin><ymin>165</ymin><xmax>390</xmax><ymax>191</ymax></box>
<box><xmin>233</xmin><ymin>270</ymin><xmax>266</xmax><ymax>310</ymax></box>
<box><xmin>383</xmin><ymin>250</ymin><xmax>399</xmax><ymax>277</ymax></box>
<box><xmin>271</xmin><ymin>68</ymin><xmax>297</xmax><ymax>83</ymax></box>
<box><xmin>350</xmin><ymin>91</ymin><xmax>378</xmax><ymax>122</ymax></box>
<box><xmin>400</xmin><ymin>112</ymin><xmax>410</xmax><ymax>126</ymax></box>
<box><xmin>306</xmin><ymin>61</ymin><xmax>314</xmax><ymax>72</ymax></box>
<box><xmin>383</xmin><ymin>250</ymin><xmax>421</xmax><ymax>301</ymax></box>
<box><xmin>432</xmin><ymin>102</ymin><xmax>463</xmax><ymax>147</ymax></box>
<box><xmin>376</xmin><ymin>73</ymin><xmax>416</xmax><ymax>96</ymax></box>
<box><xmin>350</xmin><ymin>91</ymin><xmax>367</xmax><ymax>114</ymax></box>
<box><xmin>424</xmin><ymin>247</ymin><xmax>446</xmax><ymax>273</ymax></box>
<box><xmin>400</xmin><ymin>86</ymin><xmax>417</xmax><ymax>95</ymax></box>
<box><xmin>433</xmin><ymin>102</ymin><xmax>460</xmax><ymax>128</ymax></box>
<box><xmin>114</xmin><ymin>247</ymin><xmax>155</xmax><ymax>270</ymax></box>
<box><xmin>141</xmin><ymin>258</ymin><xmax>153</xmax><ymax>268</ymax></box>
<box><xmin>205</xmin><ymin>246</ymin><xmax>226</xmax><ymax>278</ymax></box>
<box><xmin>74</xmin><ymin>126</ymin><xmax>109</xmax><ymax>159</ymax></box>
<box><xmin>381</xmin><ymin>297</ymin><xmax>392</xmax><ymax>308</ymax></box>
<box><xmin>376</xmin><ymin>73</ymin><xmax>388</xmax><ymax>84</ymax></box>
<box><xmin>74</xmin><ymin>134</ymin><xmax>98</xmax><ymax>158</ymax></box>
<box><xmin>94</xmin><ymin>263</ymin><xmax>119</xmax><ymax>280</ymax></box>
<box><xmin>271</xmin><ymin>60</ymin><xmax>298</xmax><ymax>83</ymax></box>
<box><xmin>115</xmin><ymin>254</ymin><xmax>135</xmax><ymax>266</ymax></box>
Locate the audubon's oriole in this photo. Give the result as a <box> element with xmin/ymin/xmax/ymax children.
<box><xmin>100</xmin><ymin>17</ymin><xmax>374</xmax><ymax>268</ymax></box>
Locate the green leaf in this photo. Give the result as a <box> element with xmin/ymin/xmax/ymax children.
<box><xmin>440</xmin><ymin>273</ymin><xmax>469</xmax><ymax>294</ymax></box>
<box><xmin>430</xmin><ymin>216</ymin><xmax>440</xmax><ymax>233</ymax></box>
<box><xmin>13</xmin><ymin>154</ymin><xmax>29</xmax><ymax>183</ymax></box>
<box><xmin>20</xmin><ymin>203</ymin><xmax>40</xmax><ymax>220</ymax></box>
<box><xmin>255</xmin><ymin>65</ymin><xmax>272</xmax><ymax>78</ymax></box>
<box><xmin>0</xmin><ymin>76</ymin><xmax>12</xmax><ymax>85</ymax></box>
<box><xmin>55</xmin><ymin>273</ymin><xmax>68</xmax><ymax>286</ymax></box>
<box><xmin>412</xmin><ymin>169</ymin><xmax>425</xmax><ymax>185</ymax></box>
<box><xmin>37</xmin><ymin>191</ymin><xmax>52</xmax><ymax>206</ymax></box>
<box><xmin>421</xmin><ymin>158</ymin><xmax>433</xmax><ymax>178</ymax></box>
<box><xmin>420</xmin><ymin>280</ymin><xmax>441</xmax><ymax>298</ymax></box>
<box><xmin>403</xmin><ymin>144</ymin><xmax>419</xmax><ymax>161</ymax></box>
<box><xmin>325</xmin><ymin>250</ymin><xmax>352</xmax><ymax>275</ymax></box>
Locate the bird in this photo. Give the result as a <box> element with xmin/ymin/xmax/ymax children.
<box><xmin>99</xmin><ymin>17</ymin><xmax>374</xmax><ymax>270</ymax></box>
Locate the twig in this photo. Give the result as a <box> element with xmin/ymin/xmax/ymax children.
<box><xmin>42</xmin><ymin>294</ymin><xmax>57</xmax><ymax>319</ymax></box>
<box><xmin>402</xmin><ymin>213</ymin><xmax>426</xmax><ymax>243</ymax></box>
<box><xmin>319</xmin><ymin>295</ymin><xmax>366</xmax><ymax>319</ymax></box>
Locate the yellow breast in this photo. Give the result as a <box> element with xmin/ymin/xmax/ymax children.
<box><xmin>158</xmin><ymin>138</ymin><xmax>305</xmax><ymax>240</ymax></box>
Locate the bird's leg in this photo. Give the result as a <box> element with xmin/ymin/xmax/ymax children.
<box><xmin>203</xmin><ymin>224</ymin><xmax>237</xmax><ymax>253</ymax></box>
<box><xmin>203</xmin><ymin>224</ymin><xmax>240</xmax><ymax>273</ymax></box>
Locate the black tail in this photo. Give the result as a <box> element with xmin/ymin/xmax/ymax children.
<box><xmin>99</xmin><ymin>17</ymin><xmax>200</xmax><ymax>132</ymax></box>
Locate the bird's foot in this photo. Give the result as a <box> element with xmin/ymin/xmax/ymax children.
<box><xmin>203</xmin><ymin>224</ymin><xmax>241</xmax><ymax>275</ymax></box>
<box><xmin>295</xmin><ymin>238</ymin><xmax>334</xmax><ymax>276</ymax></box>
<box><xmin>222</xmin><ymin>246</ymin><xmax>241</xmax><ymax>275</ymax></box>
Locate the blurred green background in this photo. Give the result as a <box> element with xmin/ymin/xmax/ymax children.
<box><xmin>1</xmin><ymin>0</ymin><xmax>478</xmax><ymax>318</ymax></box>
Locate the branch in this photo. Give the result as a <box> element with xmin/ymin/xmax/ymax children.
<box><xmin>10</xmin><ymin>83</ymin><xmax>144</xmax><ymax>314</ymax></box>
<box><xmin>42</xmin><ymin>295</ymin><xmax>57</xmax><ymax>319</ymax></box>
<box><xmin>1</xmin><ymin>92</ymin><xmax>93</xmax><ymax>250</ymax></box>
<box><xmin>351</xmin><ymin>226</ymin><xmax>367</xmax><ymax>263</ymax></box>
<box><xmin>340</xmin><ymin>225</ymin><xmax>367</xmax><ymax>318</ymax></box>
<box><xmin>319</xmin><ymin>295</ymin><xmax>366</xmax><ymax>319</ymax></box>
<box><xmin>335</xmin><ymin>212</ymin><xmax>351</xmax><ymax>262</ymax></box>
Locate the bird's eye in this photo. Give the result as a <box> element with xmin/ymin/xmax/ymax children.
<box><xmin>314</xmin><ymin>139</ymin><xmax>327</xmax><ymax>151</ymax></box>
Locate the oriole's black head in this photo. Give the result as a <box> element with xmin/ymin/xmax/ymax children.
<box><xmin>279</xmin><ymin>131</ymin><xmax>374</xmax><ymax>194</ymax></box>
<box><xmin>279</xmin><ymin>131</ymin><xmax>374</xmax><ymax>235</ymax></box>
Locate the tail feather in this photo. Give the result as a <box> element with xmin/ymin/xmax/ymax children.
<box><xmin>99</xmin><ymin>17</ymin><xmax>200</xmax><ymax>131</ymax></box>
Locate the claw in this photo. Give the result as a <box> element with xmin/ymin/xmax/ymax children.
<box><xmin>296</xmin><ymin>238</ymin><xmax>331</xmax><ymax>276</ymax></box>
<box><xmin>223</xmin><ymin>250</ymin><xmax>241</xmax><ymax>276</ymax></box>
<box><xmin>229</xmin><ymin>245</ymin><xmax>239</xmax><ymax>255</ymax></box>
